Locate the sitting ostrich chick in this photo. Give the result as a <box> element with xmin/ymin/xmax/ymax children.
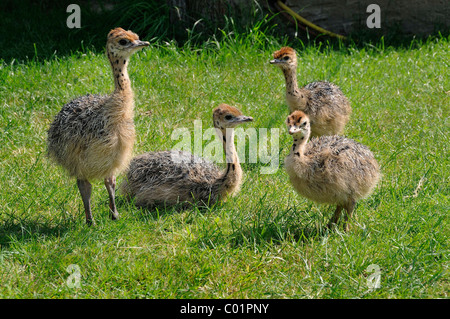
<box><xmin>47</xmin><ymin>28</ymin><xmax>149</xmax><ymax>225</ymax></box>
<box><xmin>120</xmin><ymin>104</ymin><xmax>253</xmax><ymax>207</ymax></box>
<box><xmin>284</xmin><ymin>111</ymin><xmax>380</xmax><ymax>231</ymax></box>
<box><xmin>270</xmin><ymin>46</ymin><xmax>351</xmax><ymax>137</ymax></box>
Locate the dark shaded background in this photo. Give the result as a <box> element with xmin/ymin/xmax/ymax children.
<box><xmin>1</xmin><ymin>0</ymin><xmax>448</xmax><ymax>62</ymax></box>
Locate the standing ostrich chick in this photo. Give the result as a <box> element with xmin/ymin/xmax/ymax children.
<box><xmin>270</xmin><ymin>46</ymin><xmax>351</xmax><ymax>137</ymax></box>
<box><xmin>284</xmin><ymin>111</ymin><xmax>380</xmax><ymax>231</ymax></box>
<box><xmin>47</xmin><ymin>28</ymin><xmax>149</xmax><ymax>225</ymax></box>
<box><xmin>120</xmin><ymin>104</ymin><xmax>253</xmax><ymax>207</ymax></box>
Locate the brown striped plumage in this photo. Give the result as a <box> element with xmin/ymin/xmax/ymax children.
<box><xmin>47</xmin><ymin>28</ymin><xmax>149</xmax><ymax>225</ymax></box>
<box><xmin>284</xmin><ymin>111</ymin><xmax>380</xmax><ymax>231</ymax></box>
<box><xmin>119</xmin><ymin>104</ymin><xmax>253</xmax><ymax>208</ymax></box>
<box><xmin>271</xmin><ymin>46</ymin><xmax>351</xmax><ymax>137</ymax></box>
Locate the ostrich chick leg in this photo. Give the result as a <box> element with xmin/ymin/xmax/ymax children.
<box><xmin>343</xmin><ymin>200</ymin><xmax>356</xmax><ymax>232</ymax></box>
<box><xmin>105</xmin><ymin>176</ymin><xmax>119</xmax><ymax>220</ymax></box>
<box><xmin>77</xmin><ymin>179</ymin><xmax>94</xmax><ymax>225</ymax></box>
<box><xmin>327</xmin><ymin>205</ymin><xmax>343</xmax><ymax>229</ymax></box>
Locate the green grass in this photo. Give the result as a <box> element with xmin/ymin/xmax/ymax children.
<box><xmin>0</xmin><ymin>29</ymin><xmax>449</xmax><ymax>299</ymax></box>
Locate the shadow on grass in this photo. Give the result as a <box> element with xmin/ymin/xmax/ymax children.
<box><xmin>189</xmin><ymin>202</ymin><xmax>340</xmax><ymax>249</ymax></box>
<box><xmin>228</xmin><ymin>213</ymin><xmax>331</xmax><ymax>248</ymax></box>
<box><xmin>229</xmin><ymin>223</ymin><xmax>329</xmax><ymax>247</ymax></box>
<box><xmin>115</xmin><ymin>194</ymin><xmax>222</xmax><ymax>222</ymax></box>
<box><xmin>0</xmin><ymin>212</ymin><xmax>77</xmax><ymax>248</ymax></box>
<box><xmin>225</xmin><ymin>200</ymin><xmax>378</xmax><ymax>248</ymax></box>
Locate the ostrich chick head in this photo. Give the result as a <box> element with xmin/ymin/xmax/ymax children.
<box><xmin>270</xmin><ymin>46</ymin><xmax>298</xmax><ymax>70</ymax></box>
<box><xmin>106</xmin><ymin>27</ymin><xmax>149</xmax><ymax>59</ymax></box>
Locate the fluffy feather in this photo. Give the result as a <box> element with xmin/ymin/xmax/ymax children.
<box><xmin>120</xmin><ymin>104</ymin><xmax>253</xmax><ymax>207</ymax></box>
<box><xmin>285</xmin><ymin>111</ymin><xmax>380</xmax><ymax>231</ymax></box>
<box><xmin>271</xmin><ymin>46</ymin><xmax>351</xmax><ymax>137</ymax></box>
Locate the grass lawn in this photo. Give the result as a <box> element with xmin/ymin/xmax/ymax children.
<box><xmin>0</xmin><ymin>31</ymin><xmax>448</xmax><ymax>299</ymax></box>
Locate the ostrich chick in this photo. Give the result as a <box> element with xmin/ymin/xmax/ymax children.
<box><xmin>120</xmin><ymin>104</ymin><xmax>253</xmax><ymax>208</ymax></box>
<box><xmin>284</xmin><ymin>111</ymin><xmax>380</xmax><ymax>231</ymax></box>
<box><xmin>47</xmin><ymin>28</ymin><xmax>149</xmax><ymax>225</ymax></box>
<box><xmin>270</xmin><ymin>46</ymin><xmax>351</xmax><ymax>137</ymax></box>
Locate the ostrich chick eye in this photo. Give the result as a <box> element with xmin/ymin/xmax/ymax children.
<box><xmin>283</xmin><ymin>56</ymin><xmax>290</xmax><ymax>61</ymax></box>
<box><xmin>224</xmin><ymin>115</ymin><xmax>233</xmax><ymax>120</ymax></box>
<box><xmin>119</xmin><ymin>39</ymin><xmax>128</xmax><ymax>46</ymax></box>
